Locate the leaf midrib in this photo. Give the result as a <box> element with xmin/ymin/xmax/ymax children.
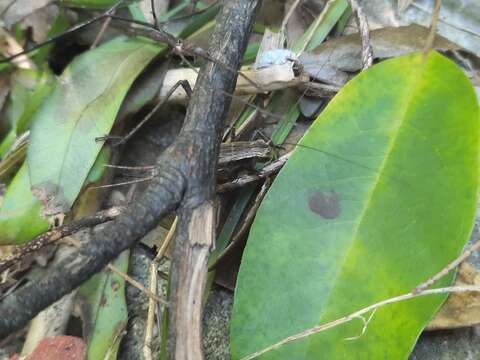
<box><xmin>55</xmin><ymin>44</ymin><xmax>149</xmax><ymax>207</ymax></box>
<box><xmin>304</xmin><ymin>56</ymin><xmax>430</xmax><ymax>358</ymax></box>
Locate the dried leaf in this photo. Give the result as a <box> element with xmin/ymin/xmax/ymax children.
<box><xmin>428</xmin><ymin>262</ymin><xmax>480</xmax><ymax>330</ymax></box>
<box><xmin>357</xmin><ymin>0</ymin><xmax>480</xmax><ymax>56</ymax></box>
<box><xmin>0</xmin><ymin>0</ymin><xmax>54</xmax><ymax>27</ymax></box>
<box><xmin>300</xmin><ymin>24</ymin><xmax>458</xmax><ymax>85</ymax></box>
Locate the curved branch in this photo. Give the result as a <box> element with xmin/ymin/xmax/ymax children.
<box><xmin>0</xmin><ymin>163</ymin><xmax>186</xmax><ymax>338</ymax></box>
<box><xmin>167</xmin><ymin>1</ymin><xmax>261</xmax><ymax>358</ymax></box>
<box><xmin>0</xmin><ymin>3</ymin><xmax>262</xmax><ymax>358</ymax></box>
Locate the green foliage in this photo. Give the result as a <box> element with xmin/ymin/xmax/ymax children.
<box><xmin>0</xmin><ymin>69</ymin><xmax>55</xmax><ymax>158</ymax></box>
<box><xmin>33</xmin><ymin>10</ymin><xmax>71</xmax><ymax>66</ymax></box>
<box><xmin>27</xmin><ymin>36</ymin><xmax>161</xmax><ymax>216</ymax></box>
<box><xmin>0</xmin><ymin>163</ymin><xmax>49</xmax><ymax>245</ymax></box>
<box><xmin>269</xmin><ymin>0</ymin><xmax>349</xmax><ymax>145</ymax></box>
<box><xmin>231</xmin><ymin>52</ymin><xmax>479</xmax><ymax>359</ymax></box>
<box><xmin>0</xmin><ymin>1</ymin><xmax>219</xmax><ymax>245</ymax></box>
<box><xmin>78</xmin><ymin>251</ymin><xmax>129</xmax><ymax>360</ymax></box>
<box><xmin>291</xmin><ymin>0</ymin><xmax>348</xmax><ymax>53</ymax></box>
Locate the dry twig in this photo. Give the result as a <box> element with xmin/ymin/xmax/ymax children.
<box><xmin>414</xmin><ymin>236</ymin><xmax>480</xmax><ymax>293</ymax></box>
<box><xmin>143</xmin><ymin>217</ymin><xmax>178</xmax><ymax>360</ymax></box>
<box><xmin>423</xmin><ymin>0</ymin><xmax>442</xmax><ymax>54</ymax></box>
<box><xmin>347</xmin><ymin>0</ymin><xmax>373</xmax><ymax>70</ymax></box>
<box><xmin>0</xmin><ymin>207</ymin><xmax>125</xmax><ymax>273</ymax></box>
<box><xmin>241</xmin><ymin>285</ymin><xmax>480</xmax><ymax>360</ymax></box>
<box><xmin>106</xmin><ymin>263</ymin><xmax>168</xmax><ymax>306</ymax></box>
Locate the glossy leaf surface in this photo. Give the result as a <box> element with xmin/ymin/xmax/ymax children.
<box><xmin>231</xmin><ymin>52</ymin><xmax>479</xmax><ymax>359</ymax></box>
<box><xmin>27</xmin><ymin>37</ymin><xmax>161</xmax><ymax>215</ymax></box>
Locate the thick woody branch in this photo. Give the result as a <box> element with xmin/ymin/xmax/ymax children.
<box><xmin>0</xmin><ymin>1</ymin><xmax>262</xmax><ymax>353</ymax></box>
<box><xmin>0</xmin><ymin>163</ymin><xmax>185</xmax><ymax>338</ymax></box>
<box><xmin>0</xmin><ymin>206</ymin><xmax>125</xmax><ymax>273</ymax></box>
<box><xmin>168</xmin><ymin>1</ymin><xmax>261</xmax><ymax>358</ymax></box>
<box><xmin>169</xmin><ymin>204</ymin><xmax>215</xmax><ymax>359</ymax></box>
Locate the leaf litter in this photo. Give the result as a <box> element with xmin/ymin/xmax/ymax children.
<box><xmin>0</xmin><ymin>1</ymin><xmax>480</xmax><ymax>359</ymax></box>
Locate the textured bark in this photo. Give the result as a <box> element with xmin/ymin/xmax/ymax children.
<box><xmin>0</xmin><ymin>1</ymin><xmax>262</xmax><ymax>357</ymax></box>
<box><xmin>168</xmin><ymin>1</ymin><xmax>261</xmax><ymax>358</ymax></box>
<box><xmin>0</xmin><ymin>162</ymin><xmax>184</xmax><ymax>338</ymax></box>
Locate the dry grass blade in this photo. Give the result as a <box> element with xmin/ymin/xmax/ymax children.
<box><xmin>241</xmin><ymin>285</ymin><xmax>480</xmax><ymax>360</ymax></box>
<box><xmin>144</xmin><ymin>216</ymin><xmax>178</xmax><ymax>360</ymax></box>
<box><xmin>106</xmin><ymin>263</ymin><xmax>168</xmax><ymax>306</ymax></box>
<box><xmin>423</xmin><ymin>0</ymin><xmax>442</xmax><ymax>54</ymax></box>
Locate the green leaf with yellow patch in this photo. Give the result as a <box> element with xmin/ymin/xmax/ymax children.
<box><xmin>231</xmin><ymin>51</ymin><xmax>479</xmax><ymax>359</ymax></box>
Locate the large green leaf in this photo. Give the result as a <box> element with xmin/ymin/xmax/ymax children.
<box><xmin>78</xmin><ymin>251</ymin><xmax>129</xmax><ymax>360</ymax></box>
<box><xmin>231</xmin><ymin>52</ymin><xmax>479</xmax><ymax>359</ymax></box>
<box><xmin>27</xmin><ymin>37</ymin><xmax>161</xmax><ymax>216</ymax></box>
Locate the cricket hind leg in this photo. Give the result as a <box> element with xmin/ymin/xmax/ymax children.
<box><xmin>96</xmin><ymin>79</ymin><xmax>193</xmax><ymax>146</ymax></box>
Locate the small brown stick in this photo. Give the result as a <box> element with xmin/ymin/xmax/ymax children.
<box><xmin>127</xmin><ymin>25</ymin><xmax>266</xmax><ymax>94</ymax></box>
<box><xmin>413</xmin><ymin>237</ymin><xmax>480</xmax><ymax>293</ymax></box>
<box><xmin>218</xmin><ymin>140</ymin><xmax>271</xmax><ymax>165</ymax></box>
<box><xmin>89</xmin><ymin>176</ymin><xmax>155</xmax><ymax>190</ymax></box>
<box><xmin>0</xmin><ymin>206</ymin><xmax>125</xmax><ymax>273</ymax></box>
<box><xmin>91</xmin><ymin>16</ymin><xmax>113</xmax><ymax>49</ymax></box>
<box><xmin>240</xmin><ymin>285</ymin><xmax>480</xmax><ymax>360</ymax></box>
<box><xmin>165</xmin><ymin>63</ymin><xmax>305</xmax><ymax>100</ymax></box>
<box><xmin>347</xmin><ymin>0</ymin><xmax>373</xmax><ymax>70</ymax></box>
<box><xmin>150</xmin><ymin>0</ymin><xmax>159</xmax><ymax>28</ymax></box>
<box><xmin>281</xmin><ymin>0</ymin><xmax>302</xmax><ymax>32</ymax></box>
<box><xmin>423</xmin><ymin>0</ymin><xmax>442</xmax><ymax>54</ymax></box>
<box><xmin>209</xmin><ymin>179</ymin><xmax>271</xmax><ymax>270</ymax></box>
<box><xmin>144</xmin><ymin>216</ymin><xmax>178</xmax><ymax>360</ymax></box>
<box><xmin>103</xmin><ymin>164</ymin><xmax>155</xmax><ymax>171</ymax></box>
<box><xmin>0</xmin><ymin>28</ymin><xmax>36</xmax><ymax>69</ymax></box>
<box><xmin>230</xmin><ymin>179</ymin><xmax>270</xmax><ymax>244</ymax></box>
<box><xmin>103</xmin><ymin>80</ymin><xmax>192</xmax><ymax>147</ymax></box>
<box><xmin>106</xmin><ymin>263</ymin><xmax>168</xmax><ymax>306</ymax></box>
<box><xmin>218</xmin><ymin>152</ymin><xmax>291</xmax><ymax>192</ymax></box>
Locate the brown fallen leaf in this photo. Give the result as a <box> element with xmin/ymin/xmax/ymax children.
<box><xmin>299</xmin><ymin>24</ymin><xmax>458</xmax><ymax>85</ymax></box>
<box><xmin>427</xmin><ymin>262</ymin><xmax>480</xmax><ymax>330</ymax></box>
<box><xmin>9</xmin><ymin>336</ymin><xmax>86</xmax><ymax>360</ymax></box>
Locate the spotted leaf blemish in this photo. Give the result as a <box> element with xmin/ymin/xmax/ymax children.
<box><xmin>308</xmin><ymin>191</ymin><xmax>341</xmax><ymax>219</ymax></box>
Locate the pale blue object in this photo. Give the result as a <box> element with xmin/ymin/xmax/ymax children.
<box><xmin>255</xmin><ymin>49</ymin><xmax>297</xmax><ymax>69</ymax></box>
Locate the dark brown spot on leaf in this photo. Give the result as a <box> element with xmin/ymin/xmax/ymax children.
<box><xmin>308</xmin><ymin>191</ymin><xmax>341</xmax><ymax>219</ymax></box>
<box><xmin>111</xmin><ymin>279</ymin><xmax>120</xmax><ymax>291</ymax></box>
